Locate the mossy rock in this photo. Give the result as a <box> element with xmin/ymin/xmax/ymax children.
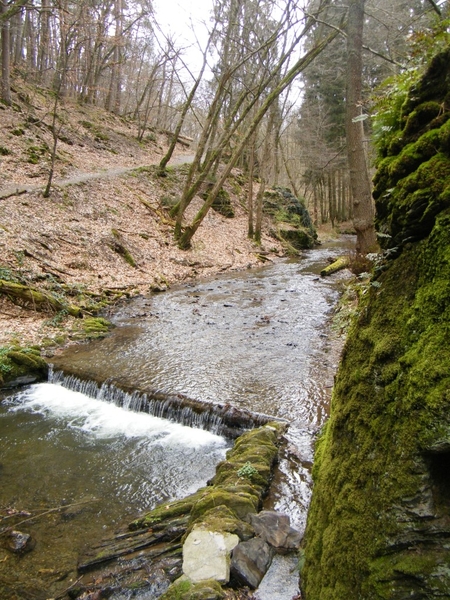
<box><xmin>227</xmin><ymin>439</ymin><xmax>278</xmax><ymax>464</ymax></box>
<box><xmin>264</xmin><ymin>186</ymin><xmax>317</xmax><ymax>243</ymax></box>
<box><xmin>231</xmin><ymin>423</ymin><xmax>282</xmax><ymax>448</ymax></box>
<box><xmin>190</xmin><ymin>489</ymin><xmax>258</xmax><ymax>522</ymax></box>
<box><xmin>302</xmin><ymin>47</ymin><xmax>450</xmax><ymax>599</ymax></box>
<box><xmin>374</xmin><ymin>47</ymin><xmax>450</xmax><ymax>248</ymax></box>
<box><xmin>210</xmin><ymin>460</ymin><xmax>271</xmax><ymax>489</ymax></box>
<box><xmin>276</xmin><ymin>224</ymin><xmax>316</xmax><ymax>250</ymax></box>
<box><xmin>159</xmin><ymin>577</ymin><xmax>225</xmax><ymax>600</ymax></box>
<box><xmin>129</xmin><ymin>488</ymin><xmax>208</xmax><ymax>530</ymax></box>
<box><xmin>303</xmin><ymin>174</ymin><xmax>450</xmax><ymax>598</ymax></box>
<box><xmin>211</xmin><ymin>188</ymin><xmax>234</xmax><ymax>218</ymax></box>
<box><xmin>71</xmin><ymin>317</ymin><xmax>114</xmax><ymax>340</ymax></box>
<box><xmin>186</xmin><ymin>506</ymin><xmax>254</xmax><ymax>541</ymax></box>
<box><xmin>7</xmin><ymin>350</ymin><xmax>46</xmax><ymax>370</ymax></box>
<box><xmin>1</xmin><ymin>345</ymin><xmax>48</xmax><ymax>387</ymax></box>
<box><xmin>200</xmin><ymin>183</ymin><xmax>234</xmax><ymax>218</ymax></box>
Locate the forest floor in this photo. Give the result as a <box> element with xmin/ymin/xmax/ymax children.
<box><xmin>0</xmin><ymin>79</ymin><xmax>346</xmax><ymax>355</ymax></box>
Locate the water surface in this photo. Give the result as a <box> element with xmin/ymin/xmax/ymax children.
<box><xmin>0</xmin><ymin>237</ymin><xmax>353</xmax><ymax>598</ymax></box>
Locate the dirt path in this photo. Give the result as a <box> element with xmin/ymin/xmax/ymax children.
<box><xmin>0</xmin><ymin>153</ymin><xmax>195</xmax><ymax>200</ymax></box>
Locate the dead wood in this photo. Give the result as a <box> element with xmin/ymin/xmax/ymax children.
<box><xmin>0</xmin><ymin>280</ymin><xmax>82</xmax><ymax>316</ymax></box>
<box><xmin>320</xmin><ymin>256</ymin><xmax>350</xmax><ymax>276</ymax></box>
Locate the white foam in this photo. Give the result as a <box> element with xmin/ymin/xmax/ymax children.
<box><xmin>12</xmin><ymin>383</ymin><xmax>227</xmax><ymax>448</ymax></box>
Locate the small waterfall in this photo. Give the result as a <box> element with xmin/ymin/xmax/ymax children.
<box><xmin>48</xmin><ymin>366</ymin><xmax>282</xmax><ymax>438</ymax></box>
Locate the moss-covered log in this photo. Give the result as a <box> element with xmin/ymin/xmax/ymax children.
<box><xmin>302</xmin><ymin>47</ymin><xmax>450</xmax><ymax>599</ymax></box>
<box><xmin>320</xmin><ymin>256</ymin><xmax>350</xmax><ymax>277</ymax></box>
<box><xmin>0</xmin><ymin>279</ymin><xmax>82</xmax><ymax>316</ymax></box>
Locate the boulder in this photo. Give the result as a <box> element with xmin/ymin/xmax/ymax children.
<box><xmin>249</xmin><ymin>511</ymin><xmax>302</xmax><ymax>551</ymax></box>
<box><xmin>230</xmin><ymin>537</ymin><xmax>273</xmax><ymax>588</ymax></box>
<box><xmin>182</xmin><ymin>529</ymin><xmax>239</xmax><ymax>584</ymax></box>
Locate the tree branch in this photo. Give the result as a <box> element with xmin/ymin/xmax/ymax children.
<box><xmin>424</xmin><ymin>0</ymin><xmax>442</xmax><ymax>16</ymax></box>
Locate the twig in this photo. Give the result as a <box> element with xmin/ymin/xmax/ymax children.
<box><xmin>54</xmin><ymin>575</ymin><xmax>84</xmax><ymax>600</ymax></box>
<box><xmin>0</xmin><ymin>498</ymin><xmax>98</xmax><ymax>535</ymax></box>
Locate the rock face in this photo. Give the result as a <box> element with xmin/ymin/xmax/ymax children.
<box><xmin>183</xmin><ymin>529</ymin><xmax>239</xmax><ymax>583</ymax></box>
<box><xmin>263</xmin><ymin>186</ymin><xmax>317</xmax><ymax>250</ymax></box>
<box><xmin>302</xmin><ymin>48</ymin><xmax>450</xmax><ymax>598</ymax></box>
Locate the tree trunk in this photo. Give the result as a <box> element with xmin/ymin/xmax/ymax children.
<box><xmin>158</xmin><ymin>38</ymin><xmax>212</xmax><ymax>175</ymax></box>
<box><xmin>247</xmin><ymin>131</ymin><xmax>256</xmax><ymax>238</ymax></box>
<box><xmin>346</xmin><ymin>0</ymin><xmax>377</xmax><ymax>253</ymax></box>
<box><xmin>1</xmin><ymin>0</ymin><xmax>11</xmax><ymax>105</ymax></box>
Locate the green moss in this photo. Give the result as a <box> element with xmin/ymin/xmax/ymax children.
<box><xmin>160</xmin><ymin>577</ymin><xmax>225</xmax><ymax>600</ymax></box>
<box><xmin>26</xmin><ymin>144</ymin><xmax>48</xmax><ymax>164</ymax></box>
<box><xmin>302</xmin><ymin>46</ymin><xmax>450</xmax><ymax>599</ymax></box>
<box><xmin>402</xmin><ymin>101</ymin><xmax>442</xmax><ymax>141</ymax></box>
<box><xmin>374</xmin><ymin>50</ymin><xmax>450</xmax><ymax>247</ymax></box>
<box><xmin>186</xmin><ymin>505</ymin><xmax>254</xmax><ymax>541</ymax></box>
<box><xmin>0</xmin><ymin>345</ymin><xmax>47</xmax><ymax>385</ymax></box>
<box><xmin>190</xmin><ymin>489</ymin><xmax>258</xmax><ymax>522</ymax></box>
<box><xmin>7</xmin><ymin>350</ymin><xmax>46</xmax><ymax>370</ymax></box>
<box><xmin>129</xmin><ymin>489</ymin><xmax>208</xmax><ymax>530</ymax></box>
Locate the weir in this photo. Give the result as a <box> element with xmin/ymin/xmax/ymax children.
<box><xmin>49</xmin><ymin>366</ymin><xmax>284</xmax><ymax>438</ymax></box>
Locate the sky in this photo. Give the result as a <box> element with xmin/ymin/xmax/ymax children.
<box><xmin>153</xmin><ymin>0</ymin><xmax>213</xmax><ymax>52</ymax></box>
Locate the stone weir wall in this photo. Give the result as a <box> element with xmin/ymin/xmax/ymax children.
<box><xmin>302</xmin><ymin>49</ymin><xmax>450</xmax><ymax>598</ymax></box>
<box><xmin>73</xmin><ymin>422</ymin><xmax>303</xmax><ymax>599</ymax></box>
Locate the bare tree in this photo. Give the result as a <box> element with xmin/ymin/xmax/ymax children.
<box><xmin>177</xmin><ymin>24</ymin><xmax>339</xmax><ymax>249</ymax></box>
<box><xmin>1</xmin><ymin>0</ymin><xmax>11</xmax><ymax>104</ymax></box>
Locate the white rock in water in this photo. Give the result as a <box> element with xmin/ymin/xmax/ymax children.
<box><xmin>183</xmin><ymin>528</ymin><xmax>240</xmax><ymax>583</ymax></box>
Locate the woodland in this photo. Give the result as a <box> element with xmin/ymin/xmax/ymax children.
<box><xmin>0</xmin><ymin>0</ymin><xmax>447</xmax><ymax>251</ymax></box>
<box><xmin>1</xmin><ymin>0</ymin><xmax>450</xmax><ymax>599</ymax></box>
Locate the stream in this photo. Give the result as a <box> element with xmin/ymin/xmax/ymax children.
<box><xmin>0</xmin><ymin>237</ymin><xmax>354</xmax><ymax>599</ymax></box>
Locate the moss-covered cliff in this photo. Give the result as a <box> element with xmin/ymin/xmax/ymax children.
<box><xmin>302</xmin><ymin>48</ymin><xmax>450</xmax><ymax>598</ymax></box>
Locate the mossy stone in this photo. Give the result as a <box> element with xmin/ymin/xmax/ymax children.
<box><xmin>190</xmin><ymin>489</ymin><xmax>258</xmax><ymax>522</ymax></box>
<box><xmin>302</xmin><ymin>47</ymin><xmax>450</xmax><ymax>599</ymax></box>
<box><xmin>159</xmin><ymin>577</ymin><xmax>225</xmax><ymax>600</ymax></box>
<box><xmin>186</xmin><ymin>506</ymin><xmax>254</xmax><ymax>541</ymax></box>
<box><xmin>129</xmin><ymin>488</ymin><xmax>208</xmax><ymax>530</ymax></box>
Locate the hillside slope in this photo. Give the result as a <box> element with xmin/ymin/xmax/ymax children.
<box><xmin>0</xmin><ymin>83</ymin><xmax>284</xmax><ymax>351</ymax></box>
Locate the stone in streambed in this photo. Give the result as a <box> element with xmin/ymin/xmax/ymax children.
<box><xmin>5</xmin><ymin>530</ymin><xmax>35</xmax><ymax>554</ymax></box>
<box><xmin>160</xmin><ymin>576</ymin><xmax>225</xmax><ymax>600</ymax></box>
<box><xmin>248</xmin><ymin>510</ymin><xmax>302</xmax><ymax>551</ymax></box>
<box><xmin>230</xmin><ymin>537</ymin><xmax>273</xmax><ymax>588</ymax></box>
<box><xmin>182</xmin><ymin>529</ymin><xmax>239</xmax><ymax>584</ymax></box>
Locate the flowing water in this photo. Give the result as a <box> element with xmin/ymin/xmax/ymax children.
<box><xmin>0</xmin><ymin>237</ymin><xmax>353</xmax><ymax>598</ymax></box>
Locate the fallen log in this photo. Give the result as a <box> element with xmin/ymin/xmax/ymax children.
<box><xmin>0</xmin><ymin>280</ymin><xmax>82</xmax><ymax>316</ymax></box>
<box><xmin>320</xmin><ymin>256</ymin><xmax>350</xmax><ymax>277</ymax></box>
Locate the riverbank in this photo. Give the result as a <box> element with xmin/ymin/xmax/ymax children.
<box><xmin>0</xmin><ymin>165</ymin><xmax>288</xmax><ymax>355</ymax></box>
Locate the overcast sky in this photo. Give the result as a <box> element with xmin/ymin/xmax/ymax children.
<box><xmin>153</xmin><ymin>0</ymin><xmax>213</xmax><ymax>49</ymax></box>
